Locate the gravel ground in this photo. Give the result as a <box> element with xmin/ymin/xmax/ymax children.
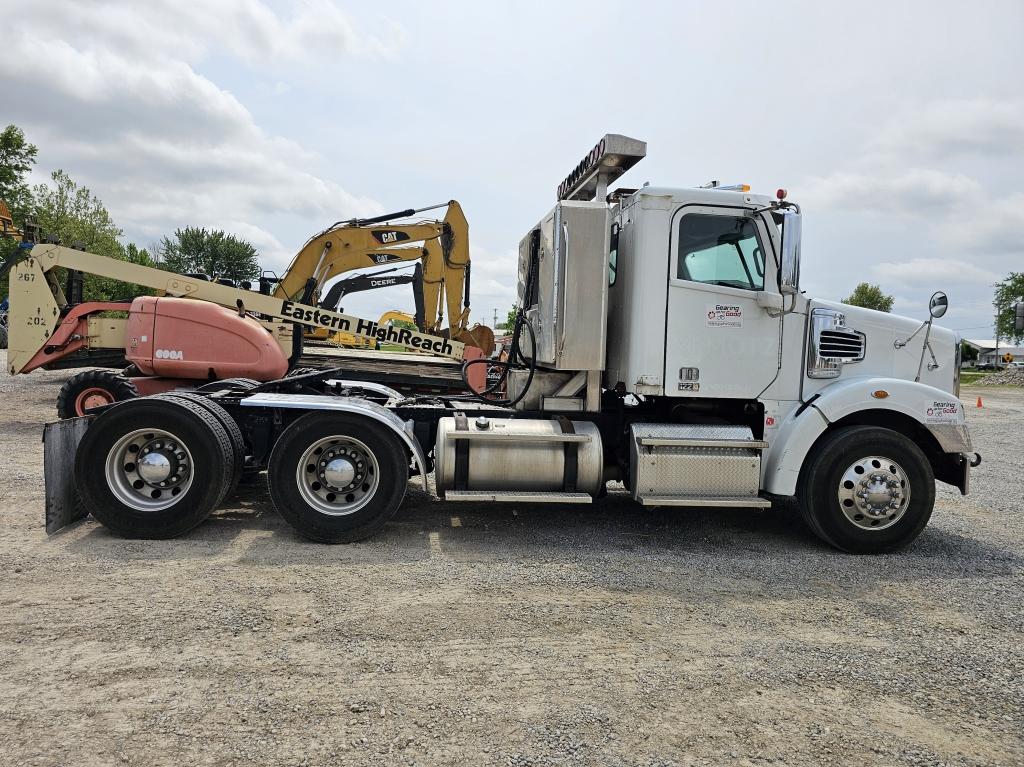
<box><xmin>0</xmin><ymin>357</ymin><xmax>1021</xmax><ymax>767</ymax></box>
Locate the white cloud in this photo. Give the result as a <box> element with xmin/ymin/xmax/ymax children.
<box><xmin>801</xmin><ymin>99</ymin><xmax>1024</xmax><ymax>261</ymax></box>
<box><xmin>1</xmin><ymin>1</ymin><xmax>400</xmax><ymax>271</ymax></box>
<box><xmin>870</xmin><ymin>99</ymin><xmax>1024</xmax><ymax>160</ymax></box>
<box><xmin>13</xmin><ymin>0</ymin><xmax>403</xmax><ymax>66</ymax></box>
<box><xmin>871</xmin><ymin>258</ymin><xmax>1000</xmax><ymax>285</ymax></box>
<box><xmin>802</xmin><ymin>168</ymin><xmax>982</xmax><ymax>215</ymax></box>
<box><xmin>938</xmin><ymin>193</ymin><xmax>1024</xmax><ymax>254</ymax></box>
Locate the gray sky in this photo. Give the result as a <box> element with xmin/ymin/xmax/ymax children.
<box><xmin>2</xmin><ymin>0</ymin><xmax>1021</xmax><ymax>337</ymax></box>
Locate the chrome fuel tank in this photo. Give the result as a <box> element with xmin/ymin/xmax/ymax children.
<box><xmin>434</xmin><ymin>417</ymin><xmax>604</xmax><ymax>496</ymax></box>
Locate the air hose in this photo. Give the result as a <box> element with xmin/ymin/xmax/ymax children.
<box><xmin>453</xmin><ymin>230</ymin><xmax>540</xmax><ymax>408</ymax></box>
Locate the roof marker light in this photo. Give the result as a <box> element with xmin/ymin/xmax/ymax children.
<box><xmin>776</xmin><ymin>188</ymin><xmax>788</xmax><ymax>200</ymax></box>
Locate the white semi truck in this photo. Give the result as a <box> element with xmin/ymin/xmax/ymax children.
<box><xmin>43</xmin><ymin>135</ymin><xmax>978</xmax><ymax>553</ymax></box>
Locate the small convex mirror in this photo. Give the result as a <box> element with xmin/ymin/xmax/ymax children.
<box><xmin>929</xmin><ymin>291</ymin><xmax>948</xmax><ymax>319</ymax></box>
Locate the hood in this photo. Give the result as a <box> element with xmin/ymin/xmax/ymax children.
<box><xmin>809</xmin><ymin>299</ymin><xmax>959</xmax><ymax>395</ymax></box>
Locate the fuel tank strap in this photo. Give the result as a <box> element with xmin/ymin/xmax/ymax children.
<box><xmin>453</xmin><ymin>412</ymin><xmax>469</xmax><ymax>492</ymax></box>
<box><xmin>556</xmin><ymin>417</ymin><xmax>578</xmax><ymax>494</ymax></box>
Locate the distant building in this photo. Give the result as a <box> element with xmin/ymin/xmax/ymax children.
<box><xmin>963</xmin><ymin>339</ymin><xmax>1024</xmax><ymax>367</ymax></box>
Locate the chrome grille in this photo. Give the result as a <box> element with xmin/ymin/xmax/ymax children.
<box><xmin>818</xmin><ymin>329</ymin><xmax>866</xmax><ymax>360</ymax></box>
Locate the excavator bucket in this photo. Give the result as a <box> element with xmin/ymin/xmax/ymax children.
<box><xmin>456</xmin><ymin>324</ymin><xmax>495</xmax><ymax>357</ymax></box>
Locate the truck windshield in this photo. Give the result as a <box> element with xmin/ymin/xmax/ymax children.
<box><xmin>677</xmin><ymin>214</ymin><xmax>764</xmax><ymax>291</ymax></box>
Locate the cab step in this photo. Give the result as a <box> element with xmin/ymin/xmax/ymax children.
<box><xmin>443</xmin><ymin>490</ymin><xmax>592</xmax><ymax>504</ymax></box>
<box><xmin>636</xmin><ymin>495</ymin><xmax>771</xmax><ymax>508</ymax></box>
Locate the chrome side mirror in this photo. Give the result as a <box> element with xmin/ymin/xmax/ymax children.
<box><xmin>779</xmin><ymin>209</ymin><xmax>801</xmax><ymax>295</ymax></box>
<box><xmin>1014</xmin><ymin>301</ymin><xmax>1024</xmax><ymax>333</ymax></box>
<box><xmin>896</xmin><ymin>290</ymin><xmax>951</xmax><ymax>380</ymax></box>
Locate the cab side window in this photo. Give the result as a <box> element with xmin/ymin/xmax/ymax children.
<box><xmin>677</xmin><ymin>214</ymin><xmax>764</xmax><ymax>291</ymax></box>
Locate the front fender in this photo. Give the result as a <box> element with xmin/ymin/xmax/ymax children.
<box><xmin>763</xmin><ymin>376</ymin><xmax>970</xmax><ymax>496</ymax></box>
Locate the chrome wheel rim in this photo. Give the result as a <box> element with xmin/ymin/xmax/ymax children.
<box><xmin>837</xmin><ymin>455</ymin><xmax>911</xmax><ymax>531</ymax></box>
<box><xmin>104</xmin><ymin>428</ymin><xmax>194</xmax><ymax>511</ymax></box>
<box><xmin>295</xmin><ymin>435</ymin><xmax>379</xmax><ymax>516</ymax></box>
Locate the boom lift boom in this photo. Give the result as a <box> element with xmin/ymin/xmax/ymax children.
<box><xmin>6</xmin><ymin>243</ymin><xmax>468</xmax><ymax>379</ymax></box>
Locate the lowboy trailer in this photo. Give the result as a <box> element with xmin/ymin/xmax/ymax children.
<box><xmin>42</xmin><ymin>135</ymin><xmax>979</xmax><ymax>553</ymax></box>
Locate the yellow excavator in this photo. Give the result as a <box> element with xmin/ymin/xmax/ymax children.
<box><xmin>272</xmin><ymin>200</ymin><xmax>494</xmax><ymax>355</ymax></box>
<box><xmin>317</xmin><ymin>264</ymin><xmax>424</xmax><ymax>349</ymax></box>
<box><xmin>331</xmin><ymin>310</ymin><xmax>419</xmax><ymax>349</ymax></box>
<box><xmin>0</xmin><ymin>200</ymin><xmax>23</xmax><ymax>241</ymax></box>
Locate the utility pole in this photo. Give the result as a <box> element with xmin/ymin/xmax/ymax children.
<box><xmin>995</xmin><ymin>302</ymin><xmax>1003</xmax><ymax>369</ymax></box>
<box><xmin>493</xmin><ymin>308</ymin><xmax>498</xmax><ymax>329</ymax></box>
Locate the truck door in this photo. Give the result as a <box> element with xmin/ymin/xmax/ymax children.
<box><xmin>664</xmin><ymin>206</ymin><xmax>781</xmax><ymax>399</ymax></box>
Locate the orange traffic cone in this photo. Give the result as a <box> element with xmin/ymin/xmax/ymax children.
<box><xmin>976</xmin><ymin>396</ymin><xmax>983</xmax><ymax>408</ymax></box>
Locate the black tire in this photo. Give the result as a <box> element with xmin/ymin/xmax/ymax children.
<box><xmin>287</xmin><ymin>367</ymin><xmax>321</xmax><ymax>378</ymax></box>
<box><xmin>798</xmin><ymin>426</ymin><xmax>935</xmax><ymax>554</ymax></box>
<box><xmin>56</xmin><ymin>369</ymin><xmax>139</xmax><ymax>419</ymax></box>
<box><xmin>157</xmin><ymin>393</ymin><xmax>247</xmax><ymax>500</ymax></box>
<box><xmin>74</xmin><ymin>398</ymin><xmax>234</xmax><ymax>539</ymax></box>
<box><xmin>195</xmin><ymin>377</ymin><xmax>260</xmax><ymax>394</ymax></box>
<box><xmin>0</xmin><ymin>323</ymin><xmax>7</xmax><ymax>350</ymax></box>
<box><xmin>268</xmin><ymin>412</ymin><xmax>408</xmax><ymax>543</ymax></box>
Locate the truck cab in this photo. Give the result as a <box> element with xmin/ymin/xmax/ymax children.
<box><xmin>506</xmin><ymin>135</ymin><xmax>975</xmax><ymax>551</ymax></box>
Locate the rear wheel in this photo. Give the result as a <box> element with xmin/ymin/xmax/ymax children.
<box><xmin>57</xmin><ymin>369</ymin><xmax>139</xmax><ymax>419</ymax></box>
<box><xmin>74</xmin><ymin>398</ymin><xmax>233</xmax><ymax>538</ymax></box>
<box><xmin>157</xmin><ymin>392</ymin><xmax>247</xmax><ymax>500</ymax></box>
<box><xmin>268</xmin><ymin>412</ymin><xmax>408</xmax><ymax>543</ymax></box>
<box><xmin>798</xmin><ymin>426</ymin><xmax>935</xmax><ymax>553</ymax></box>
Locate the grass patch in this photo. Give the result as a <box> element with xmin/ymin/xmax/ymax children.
<box><xmin>960</xmin><ymin>370</ymin><xmax>992</xmax><ymax>385</ymax></box>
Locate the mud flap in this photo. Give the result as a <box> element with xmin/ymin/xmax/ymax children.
<box><xmin>43</xmin><ymin>416</ymin><xmax>93</xmax><ymax>534</ymax></box>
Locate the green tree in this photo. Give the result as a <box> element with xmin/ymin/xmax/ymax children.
<box><xmin>124</xmin><ymin>242</ymin><xmax>155</xmax><ymax>267</ymax></box>
<box><xmin>0</xmin><ymin>125</ymin><xmax>37</xmax><ymax>225</ymax></box>
<box><xmin>158</xmin><ymin>227</ymin><xmax>260</xmax><ymax>282</ymax></box>
<box><xmin>0</xmin><ymin>124</ymin><xmax>38</xmax><ymax>298</ymax></box>
<box><xmin>994</xmin><ymin>272</ymin><xmax>1024</xmax><ymax>344</ymax></box>
<box><xmin>843</xmin><ymin>282</ymin><xmax>894</xmax><ymax>312</ymax></box>
<box><xmin>504</xmin><ymin>306</ymin><xmax>518</xmax><ymax>332</ymax></box>
<box><xmin>34</xmin><ymin>170</ymin><xmax>121</xmax><ymax>301</ymax></box>
<box><xmin>32</xmin><ymin>170</ymin><xmax>152</xmax><ymax>301</ymax></box>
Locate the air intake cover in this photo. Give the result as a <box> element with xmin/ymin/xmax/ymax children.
<box><xmin>808</xmin><ymin>308</ymin><xmax>865</xmax><ymax>378</ymax></box>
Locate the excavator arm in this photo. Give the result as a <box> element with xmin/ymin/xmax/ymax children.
<box><xmin>271</xmin><ymin>201</ymin><xmax>477</xmax><ymax>343</ymax></box>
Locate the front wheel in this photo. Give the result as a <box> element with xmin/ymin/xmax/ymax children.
<box><xmin>798</xmin><ymin>426</ymin><xmax>935</xmax><ymax>554</ymax></box>
<box><xmin>57</xmin><ymin>369</ymin><xmax>139</xmax><ymax>419</ymax></box>
<box><xmin>268</xmin><ymin>412</ymin><xmax>409</xmax><ymax>543</ymax></box>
